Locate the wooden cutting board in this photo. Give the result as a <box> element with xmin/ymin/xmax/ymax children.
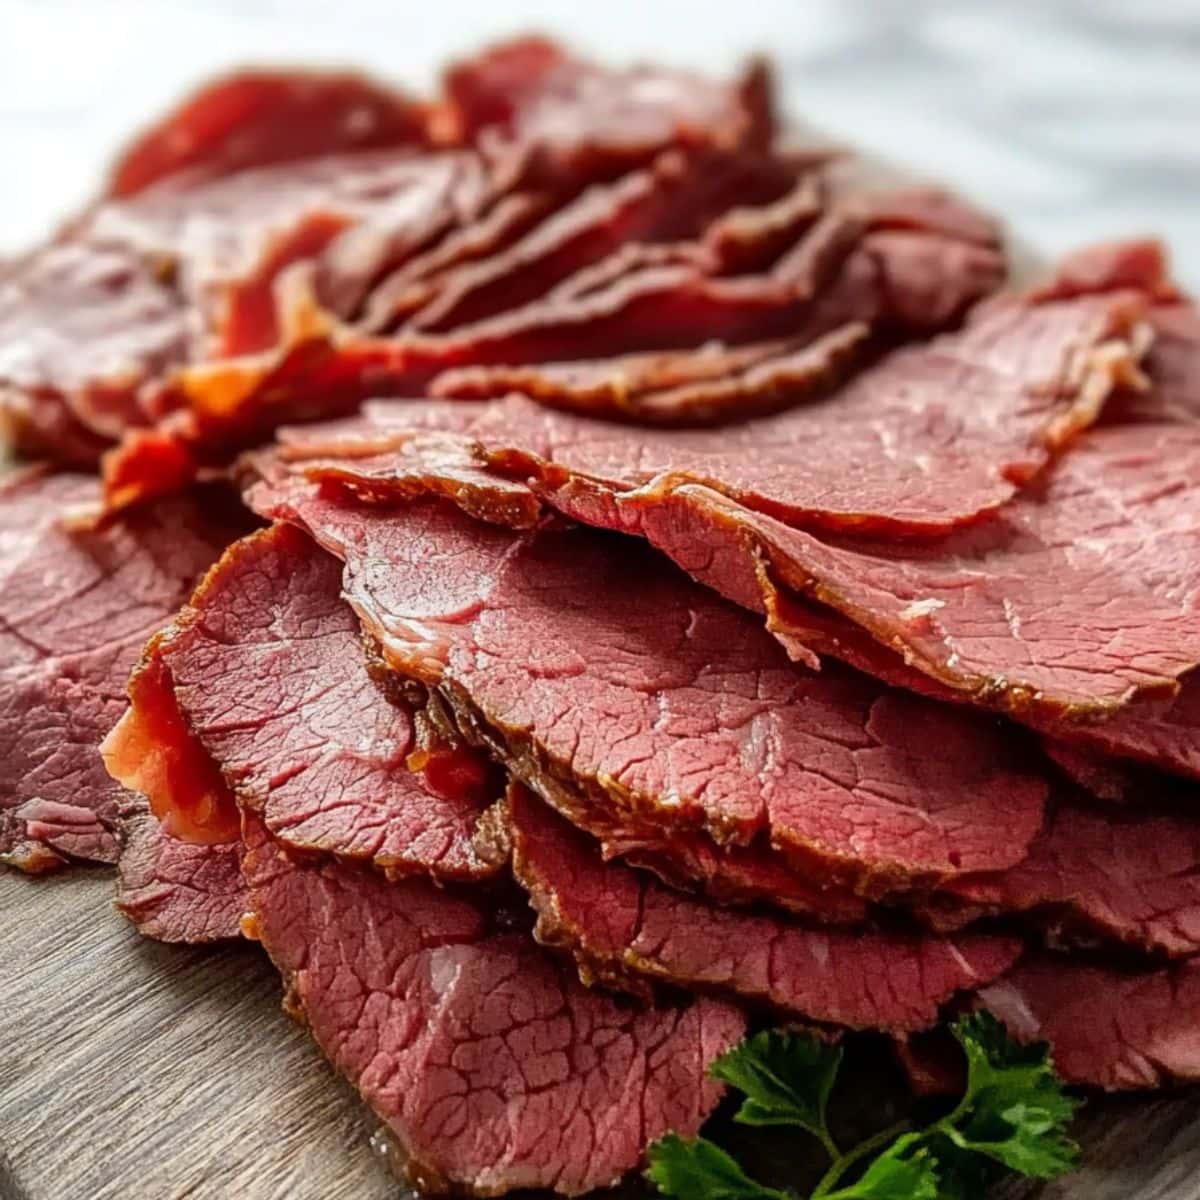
<box><xmin>3</xmin><ymin>866</ymin><xmax>1200</xmax><ymax>1200</ymax></box>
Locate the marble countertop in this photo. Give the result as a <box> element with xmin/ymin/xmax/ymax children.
<box><xmin>2</xmin><ymin>0</ymin><xmax>1198</xmax><ymax>285</ymax></box>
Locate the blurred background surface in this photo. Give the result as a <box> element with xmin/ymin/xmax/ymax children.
<box><xmin>2</xmin><ymin>0</ymin><xmax>1198</xmax><ymax>283</ymax></box>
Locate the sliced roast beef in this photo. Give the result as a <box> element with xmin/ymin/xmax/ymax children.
<box><xmin>0</xmin><ymin>67</ymin><xmax>459</xmax><ymax>462</ymax></box>
<box><xmin>303</xmin><ymin>268</ymin><xmax>1196</xmax><ymax>737</ymax></box>
<box><xmin>423</xmin><ymin>618</ymin><xmax>1200</xmax><ymax>957</ymax></box>
<box><xmin>1057</xmin><ymin>682</ymin><xmax>1200</xmax><ymax>783</ymax></box>
<box><xmin>457</xmin><ymin>276</ymin><xmax>1142</xmax><ymax>534</ymax></box>
<box><xmin>429</xmin><ymin>322</ymin><xmax>868</xmax><ymax>423</ymax></box>
<box><xmin>924</xmin><ymin>798</ymin><xmax>1200</xmax><ymax>958</ymax></box>
<box><xmin>0</xmin><ymin>152</ymin><xmax>493</xmax><ymax>465</ymax></box>
<box><xmin>980</xmin><ymin>955</ymin><xmax>1200</xmax><ymax>1090</ymax></box>
<box><xmin>621</xmin><ymin>447</ymin><xmax>1200</xmax><ymax>724</ymax></box>
<box><xmin>116</xmin><ymin>799</ymin><xmax>246</xmax><ymax>943</ymax></box>
<box><xmin>401</xmin><ymin>148</ymin><xmax>798</xmax><ymax>334</ymax></box>
<box><xmin>430</xmin><ymin>329</ymin><xmax>835</xmax><ymax>403</ymax></box>
<box><xmin>395</xmin><ymin>253</ymin><xmax>863</xmax><ymax>368</ymax></box>
<box><xmin>260</xmin><ymin>309</ymin><xmax>1200</xmax><ymax>796</ymax></box>
<box><xmin>0</xmin><ymin>240</ymin><xmax>193</xmax><ymax>461</ymax></box>
<box><xmin>280</xmin><ymin>272</ymin><xmax>1145</xmax><ymax>544</ymax></box>
<box><xmin>508</xmin><ymin>784</ymin><xmax>1021</xmax><ymax>1030</ymax></box>
<box><xmin>122</xmin><ymin>151</ymin><xmax>495</xmax><ymax>350</ymax></box>
<box><xmin>726</xmin><ymin>556</ymin><xmax>1200</xmax><ymax>787</ymax></box>
<box><xmin>5</xmin><ymin>39</ymin><xmax>795</xmax><ymax>491</ymax></box>
<box><xmin>111</xmin><ymin>193</ymin><xmax>999</xmax><ymax>514</ymax></box>
<box><xmin>242</xmin><ymin>814</ymin><xmax>745</xmax><ymax>1195</ymax></box>
<box><xmin>442</xmin><ymin>35</ymin><xmax>774</xmax><ymax>186</ymax></box>
<box><xmin>358</xmin><ymin>189</ymin><xmax>557</xmax><ymax>330</ymax></box>
<box><xmin>102</xmin><ymin>521</ymin><xmax>505</xmax><ymax>881</ymax></box>
<box><xmin>103</xmin><ymin>487</ymin><xmax>1195</xmax><ymax>956</ymax></box>
<box><xmin>244</xmin><ymin>480</ymin><xmax>1048</xmax><ymax>896</ymax></box>
<box><xmin>542</xmin><ymin>240</ymin><xmax>719</xmax><ymax>303</ymax></box>
<box><xmin>254</xmin><ymin>294</ymin><xmax>1179</xmax><ymax>757</ymax></box>
<box><xmin>107</xmin><ymin>68</ymin><xmax>433</xmax><ymax>198</ymax></box>
<box><xmin>0</xmin><ymin>470</ymin><xmax>239</xmax><ymax>872</ymax></box>
<box><xmin>702</xmin><ymin>173</ymin><xmax>824</xmax><ymax>274</ymax></box>
<box><xmin>123</xmin><ymin>475</ymin><xmax>1192</xmax><ymax>959</ymax></box>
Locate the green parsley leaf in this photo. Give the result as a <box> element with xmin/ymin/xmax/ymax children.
<box><xmin>918</xmin><ymin>1134</ymin><xmax>1003</xmax><ymax>1200</ymax></box>
<box><xmin>944</xmin><ymin>1012</ymin><xmax>1081</xmax><ymax>1179</ymax></box>
<box><xmin>825</xmin><ymin>1136</ymin><xmax>940</xmax><ymax>1200</ymax></box>
<box><xmin>651</xmin><ymin>1016</ymin><xmax>1080</xmax><ymax>1200</ymax></box>
<box><xmin>645</xmin><ymin>1134</ymin><xmax>791</xmax><ymax>1200</ymax></box>
<box><xmin>710</xmin><ymin>1030</ymin><xmax>844</xmax><ymax>1142</ymax></box>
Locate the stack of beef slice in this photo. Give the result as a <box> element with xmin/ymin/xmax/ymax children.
<box><xmin>4</xmin><ymin>34</ymin><xmax>1200</xmax><ymax>1196</ymax></box>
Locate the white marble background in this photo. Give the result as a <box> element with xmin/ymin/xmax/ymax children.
<box><xmin>2</xmin><ymin>0</ymin><xmax>1199</xmax><ymax>284</ymax></box>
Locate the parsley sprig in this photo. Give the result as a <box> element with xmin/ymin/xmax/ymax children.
<box><xmin>646</xmin><ymin>1014</ymin><xmax>1080</xmax><ymax>1199</ymax></box>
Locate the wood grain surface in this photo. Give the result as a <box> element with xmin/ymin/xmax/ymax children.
<box><xmin>3</xmin><ymin>865</ymin><xmax>1200</xmax><ymax>1199</ymax></box>
<box><xmin>0</xmin><ymin>870</ymin><xmax>398</xmax><ymax>1200</ymax></box>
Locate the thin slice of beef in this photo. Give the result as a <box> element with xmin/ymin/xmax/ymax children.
<box><xmin>403</xmin><ymin>163</ymin><xmax>689</xmax><ymax>333</ymax></box>
<box><xmin>403</xmin><ymin>148</ymin><xmax>799</xmax><ymax>334</ymax></box>
<box><xmin>419</xmin><ymin>684</ymin><xmax>870</xmax><ymax>925</ymax></box>
<box><xmin>362</xmin><ymin>48</ymin><xmax>792</xmax><ymax>334</ymax></box>
<box><xmin>541</xmin><ymin>241</ymin><xmax>716</xmax><ymax>304</ymax></box>
<box><xmin>107</xmin><ymin>68</ymin><xmax>433</xmax><ymax>197</ymax></box>
<box><xmin>392</xmin><ymin>178</ymin><xmax>999</xmax><ymax>373</ymax></box>
<box><xmin>429</xmin><ymin>322</ymin><xmax>868</xmax><ymax>424</ymax></box>
<box><xmin>102</xmin><ymin>521</ymin><xmax>505</xmax><ymax>881</ymax></box>
<box><xmin>0</xmin><ymin>240</ymin><xmax>191</xmax><ymax>459</ymax></box>
<box><xmin>1</xmin><ymin>73</ymin><xmax>456</xmax><ymax>458</ymax></box>
<box><xmin>106</xmin><ymin>153</ymin><xmax>999</xmax><ymax>509</ymax></box>
<box><xmin>1055</xmin><ymin>681</ymin><xmax>1200</xmax><ymax>782</ymax></box>
<box><xmin>489</xmin><ymin>270</ymin><xmax>1198</xmax><ymax>733</ymax></box>
<box><xmin>854</xmin><ymin>228</ymin><xmax>1008</xmax><ymax>330</ymax></box>
<box><xmin>0</xmin><ymin>470</ymin><xmax>239</xmax><ymax>871</ymax></box>
<box><xmin>702</xmin><ymin>173</ymin><xmax>824</xmax><ymax>274</ymax></box>
<box><xmin>1032</xmin><ymin>237</ymin><xmax>1182</xmax><ymax>307</ymax></box>
<box><xmin>50</xmin><ymin>56</ymin><xmax>793</xmax><ymax>508</ymax></box>
<box><xmin>443</xmin><ymin>36</ymin><xmax>774</xmax><ymax>188</ymax></box>
<box><xmin>739</xmin><ymin>555</ymin><xmax>1200</xmax><ymax>787</ymax></box>
<box><xmin>116</xmin><ymin>798</ymin><xmax>246</xmax><ymax>943</ymax></box>
<box><xmin>979</xmin><ymin>955</ymin><xmax>1200</xmax><ymax>1090</ymax></box>
<box><xmin>244</xmin><ymin>481</ymin><xmax>1048</xmax><ymax>897</ymax></box>
<box><xmin>360</xmin><ymin>189</ymin><xmax>556</xmax><ymax>331</ymax></box>
<box><xmin>628</xmin><ymin>415</ymin><xmax>1200</xmax><ymax>725</ymax></box>
<box><xmin>923</xmin><ymin>798</ymin><xmax>1200</xmax><ymax>958</ymax></box>
<box><xmin>254</xmin><ymin>440</ymin><xmax>1200</xmax><ymax>956</ymax></box>
<box><xmin>242</xmin><ymin>815</ymin><xmax>745</xmax><ymax>1196</ymax></box>
<box><xmin>842</xmin><ymin>184</ymin><xmax>1004</xmax><ymax>247</ymax></box>
<box><xmin>762</xmin><ymin>173</ymin><xmax>1007</xmax><ymax>317</ymax></box>
<box><xmin>403</xmin><ymin>259</ymin><xmax>855</xmax><ymax>367</ymax></box>
<box><xmin>0</xmin><ymin>382</ymin><xmax>114</xmax><ymax>466</ymax></box>
<box><xmin>429</xmin><ymin>333</ymin><xmax>813</xmax><ymax>404</ymax></box>
<box><xmin>104</xmin><ymin>477</ymin><xmax>1196</xmax><ymax>955</ymax></box>
<box><xmin>615</xmin><ymin>830</ymin><xmax>870</xmax><ymax>922</ymax></box>
<box><xmin>508</xmin><ymin>784</ymin><xmax>1021</xmax><ymax>1031</ymax></box>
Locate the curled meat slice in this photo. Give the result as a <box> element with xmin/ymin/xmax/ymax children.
<box><xmin>243</xmin><ymin>815</ymin><xmax>744</xmax><ymax>1195</ymax></box>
